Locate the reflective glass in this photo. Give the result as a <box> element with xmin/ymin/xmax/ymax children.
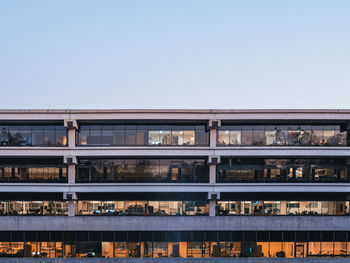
<box><xmin>218</xmin><ymin>124</ymin><xmax>347</xmax><ymax>146</ymax></box>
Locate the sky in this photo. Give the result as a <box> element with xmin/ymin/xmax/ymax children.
<box><xmin>0</xmin><ymin>0</ymin><xmax>349</xmax><ymax>109</ymax></box>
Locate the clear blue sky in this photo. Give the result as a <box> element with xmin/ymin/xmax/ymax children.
<box><xmin>0</xmin><ymin>1</ymin><xmax>349</xmax><ymax>109</ymax></box>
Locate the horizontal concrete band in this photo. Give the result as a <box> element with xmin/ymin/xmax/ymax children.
<box><xmin>1</xmin><ymin>108</ymin><xmax>350</xmax><ymax>120</ymax></box>
<box><xmin>2</xmin><ymin>147</ymin><xmax>350</xmax><ymax>157</ymax></box>
<box><xmin>0</xmin><ymin>258</ymin><xmax>349</xmax><ymax>263</ymax></box>
<box><xmin>0</xmin><ymin>183</ymin><xmax>350</xmax><ymax>193</ymax></box>
<box><xmin>0</xmin><ymin>216</ymin><xmax>349</xmax><ymax>231</ymax></box>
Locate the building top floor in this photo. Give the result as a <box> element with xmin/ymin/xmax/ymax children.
<box><xmin>1</xmin><ymin>109</ymin><xmax>350</xmax><ymax>121</ymax></box>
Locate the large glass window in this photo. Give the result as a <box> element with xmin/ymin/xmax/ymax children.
<box><xmin>217</xmin><ymin>158</ymin><xmax>348</xmax><ymax>183</ymax></box>
<box><xmin>77</xmin><ymin>158</ymin><xmax>208</xmax><ymax>183</ymax></box>
<box><xmin>0</xmin><ymin>231</ymin><xmax>349</xmax><ymax>258</ymax></box>
<box><xmin>0</xmin><ymin>159</ymin><xmax>67</xmax><ymax>183</ymax></box>
<box><xmin>0</xmin><ymin>201</ymin><xmax>68</xmax><ymax>216</ymax></box>
<box><xmin>76</xmin><ymin>124</ymin><xmax>209</xmax><ymax>146</ymax></box>
<box><xmin>216</xmin><ymin>201</ymin><xmax>349</xmax><ymax>216</ymax></box>
<box><xmin>0</xmin><ymin>124</ymin><xmax>67</xmax><ymax>147</ymax></box>
<box><xmin>76</xmin><ymin>201</ymin><xmax>209</xmax><ymax>216</ymax></box>
<box><xmin>218</xmin><ymin>124</ymin><xmax>348</xmax><ymax>146</ymax></box>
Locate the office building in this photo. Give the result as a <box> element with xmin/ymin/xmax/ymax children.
<box><xmin>0</xmin><ymin>109</ymin><xmax>350</xmax><ymax>262</ymax></box>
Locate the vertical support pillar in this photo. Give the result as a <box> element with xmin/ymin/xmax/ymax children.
<box><xmin>68</xmin><ymin>201</ymin><xmax>75</xmax><ymax>217</ymax></box>
<box><xmin>64</xmin><ymin>119</ymin><xmax>78</xmax><ymax>148</ymax></box>
<box><xmin>68</xmin><ymin>164</ymin><xmax>76</xmax><ymax>184</ymax></box>
<box><xmin>208</xmin><ymin>192</ymin><xmax>220</xmax><ymax>217</ymax></box>
<box><xmin>210</xmin><ymin>129</ymin><xmax>217</xmax><ymax>148</ymax></box>
<box><xmin>208</xmin><ymin>156</ymin><xmax>220</xmax><ymax>184</ymax></box>
<box><xmin>64</xmin><ymin>156</ymin><xmax>77</xmax><ymax>184</ymax></box>
<box><xmin>208</xmin><ymin>119</ymin><xmax>220</xmax><ymax>148</ymax></box>
<box><xmin>209</xmin><ymin>200</ymin><xmax>216</xmax><ymax>217</ymax></box>
<box><xmin>68</xmin><ymin>129</ymin><xmax>76</xmax><ymax>148</ymax></box>
<box><xmin>64</xmin><ymin>192</ymin><xmax>77</xmax><ymax>217</ymax></box>
<box><xmin>209</xmin><ymin>164</ymin><xmax>216</xmax><ymax>184</ymax></box>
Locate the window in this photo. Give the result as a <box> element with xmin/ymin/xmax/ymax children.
<box><xmin>77</xmin><ymin>158</ymin><xmax>209</xmax><ymax>183</ymax></box>
<box><xmin>218</xmin><ymin>124</ymin><xmax>346</xmax><ymax>146</ymax></box>
<box><xmin>148</xmin><ymin>131</ymin><xmax>160</xmax><ymax>145</ymax></box>
<box><xmin>218</xmin><ymin>131</ymin><xmax>229</xmax><ymax>145</ymax></box>
<box><xmin>241</xmin><ymin>126</ymin><xmax>253</xmax><ymax>145</ymax></box>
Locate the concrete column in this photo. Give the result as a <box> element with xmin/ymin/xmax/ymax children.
<box><xmin>68</xmin><ymin>201</ymin><xmax>75</xmax><ymax>217</ymax></box>
<box><xmin>64</xmin><ymin>119</ymin><xmax>78</xmax><ymax>148</ymax></box>
<box><xmin>209</xmin><ymin>164</ymin><xmax>216</xmax><ymax>184</ymax></box>
<box><xmin>68</xmin><ymin>129</ymin><xmax>76</xmax><ymax>148</ymax></box>
<box><xmin>208</xmin><ymin>119</ymin><xmax>220</xmax><ymax>148</ymax></box>
<box><xmin>210</xmin><ymin>129</ymin><xmax>217</xmax><ymax>148</ymax></box>
<box><xmin>209</xmin><ymin>200</ymin><xmax>216</xmax><ymax>217</ymax></box>
<box><xmin>68</xmin><ymin>164</ymin><xmax>76</xmax><ymax>184</ymax></box>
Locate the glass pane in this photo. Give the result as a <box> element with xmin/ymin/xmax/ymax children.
<box><xmin>183</xmin><ymin>131</ymin><xmax>195</xmax><ymax>145</ymax></box>
<box><xmin>253</xmin><ymin>126</ymin><xmax>265</xmax><ymax>146</ymax></box>
<box><xmin>218</xmin><ymin>131</ymin><xmax>229</xmax><ymax>145</ymax></box>
<box><xmin>125</xmin><ymin>129</ymin><xmax>136</xmax><ymax>145</ymax></box>
<box><xmin>160</xmin><ymin>131</ymin><xmax>172</xmax><ymax>145</ymax></box>
<box><xmin>32</xmin><ymin>128</ymin><xmax>44</xmax><ymax>146</ymax></box>
<box><xmin>113</xmin><ymin>129</ymin><xmax>124</xmax><ymax>146</ymax></box>
<box><xmin>265</xmin><ymin>126</ymin><xmax>276</xmax><ymax>145</ymax></box>
<box><xmin>241</xmin><ymin>127</ymin><xmax>253</xmax><ymax>145</ymax></box>
<box><xmin>229</xmin><ymin>131</ymin><xmax>241</xmax><ymax>145</ymax></box>
<box><xmin>101</xmin><ymin>129</ymin><xmax>113</xmax><ymax>145</ymax></box>
<box><xmin>312</xmin><ymin>126</ymin><xmax>324</xmax><ymax>145</ymax></box>
<box><xmin>148</xmin><ymin>131</ymin><xmax>160</xmax><ymax>145</ymax></box>
<box><xmin>172</xmin><ymin>131</ymin><xmax>184</xmax><ymax>146</ymax></box>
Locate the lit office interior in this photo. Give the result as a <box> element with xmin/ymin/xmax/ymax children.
<box><xmin>1</xmin><ymin>231</ymin><xmax>350</xmax><ymax>258</ymax></box>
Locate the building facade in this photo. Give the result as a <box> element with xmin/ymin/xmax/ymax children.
<box><xmin>0</xmin><ymin>109</ymin><xmax>350</xmax><ymax>262</ymax></box>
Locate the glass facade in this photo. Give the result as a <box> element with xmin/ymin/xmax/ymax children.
<box><xmin>76</xmin><ymin>201</ymin><xmax>209</xmax><ymax>216</ymax></box>
<box><xmin>0</xmin><ymin>231</ymin><xmax>350</xmax><ymax>258</ymax></box>
<box><xmin>0</xmin><ymin>124</ymin><xmax>67</xmax><ymax>147</ymax></box>
<box><xmin>0</xmin><ymin>166</ymin><xmax>67</xmax><ymax>183</ymax></box>
<box><xmin>1</xmin><ymin>200</ymin><xmax>347</xmax><ymax>216</ymax></box>
<box><xmin>76</xmin><ymin>124</ymin><xmax>209</xmax><ymax>146</ymax></box>
<box><xmin>0</xmin><ymin>201</ymin><xmax>68</xmax><ymax>216</ymax></box>
<box><xmin>217</xmin><ymin>158</ymin><xmax>349</xmax><ymax>183</ymax></box>
<box><xmin>1</xmin><ymin>241</ymin><xmax>349</xmax><ymax>258</ymax></box>
<box><xmin>217</xmin><ymin>125</ymin><xmax>347</xmax><ymax>146</ymax></box>
<box><xmin>76</xmin><ymin>158</ymin><xmax>209</xmax><ymax>183</ymax></box>
<box><xmin>217</xmin><ymin>201</ymin><xmax>349</xmax><ymax>216</ymax></box>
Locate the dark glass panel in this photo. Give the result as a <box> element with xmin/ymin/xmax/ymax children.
<box><xmin>101</xmin><ymin>129</ymin><xmax>113</xmax><ymax>145</ymax></box>
<box><xmin>241</xmin><ymin>126</ymin><xmax>253</xmax><ymax>145</ymax></box>
<box><xmin>55</xmin><ymin>127</ymin><xmax>67</xmax><ymax>146</ymax></box>
<box><xmin>32</xmin><ymin>127</ymin><xmax>44</xmax><ymax>146</ymax></box>
<box><xmin>218</xmin><ymin>124</ymin><xmax>346</xmax><ymax>146</ymax></box>
<box><xmin>312</xmin><ymin>126</ymin><xmax>324</xmax><ymax>145</ymax></box>
<box><xmin>125</xmin><ymin>128</ymin><xmax>137</xmax><ymax>145</ymax></box>
<box><xmin>77</xmin><ymin>158</ymin><xmax>208</xmax><ymax>183</ymax></box>
<box><xmin>253</xmin><ymin>126</ymin><xmax>265</xmax><ymax>146</ymax></box>
<box><xmin>217</xmin><ymin>157</ymin><xmax>348</xmax><ymax>183</ymax></box>
<box><xmin>43</xmin><ymin>127</ymin><xmax>55</xmax><ymax>146</ymax></box>
<box><xmin>89</xmin><ymin>128</ymin><xmax>102</xmax><ymax>145</ymax></box>
<box><xmin>113</xmin><ymin>129</ymin><xmax>124</xmax><ymax>146</ymax></box>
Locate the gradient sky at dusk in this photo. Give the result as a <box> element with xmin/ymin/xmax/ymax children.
<box><xmin>0</xmin><ymin>1</ymin><xmax>349</xmax><ymax>109</ymax></box>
